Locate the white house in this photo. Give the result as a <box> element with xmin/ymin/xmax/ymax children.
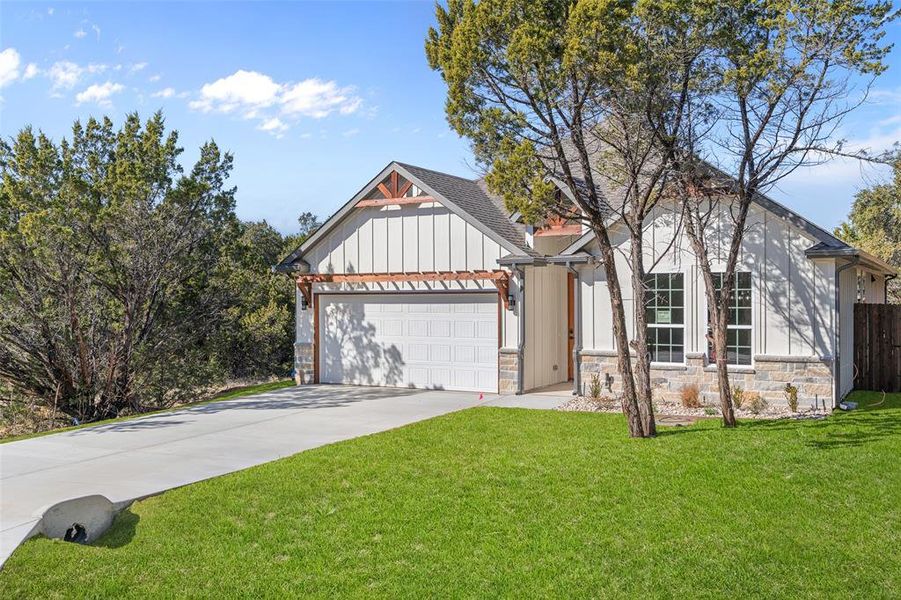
<box><xmin>276</xmin><ymin>161</ymin><xmax>896</xmax><ymax>408</ymax></box>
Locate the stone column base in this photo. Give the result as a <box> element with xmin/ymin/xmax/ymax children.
<box><xmin>294</xmin><ymin>342</ymin><xmax>314</xmax><ymax>385</ymax></box>
<box><xmin>499</xmin><ymin>349</ymin><xmax>521</xmax><ymax>394</ymax></box>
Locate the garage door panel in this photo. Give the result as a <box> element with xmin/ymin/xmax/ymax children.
<box><xmin>320</xmin><ymin>293</ymin><xmax>498</xmax><ymax>393</ymax></box>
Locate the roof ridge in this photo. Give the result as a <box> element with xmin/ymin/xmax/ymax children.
<box><xmin>393</xmin><ymin>161</ymin><xmax>480</xmax><ymax>183</ymax></box>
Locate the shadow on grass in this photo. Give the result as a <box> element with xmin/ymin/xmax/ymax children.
<box><xmin>92</xmin><ymin>508</ymin><xmax>140</xmax><ymax>549</ymax></box>
<box><xmin>656</xmin><ymin>402</ymin><xmax>901</xmax><ymax>451</ymax></box>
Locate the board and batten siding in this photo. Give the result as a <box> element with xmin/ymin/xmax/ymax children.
<box><xmin>295</xmin><ymin>202</ymin><xmax>521</xmax><ymax>348</ymax></box>
<box><xmin>577</xmin><ymin>200</ymin><xmax>837</xmax><ymax>361</ymax></box>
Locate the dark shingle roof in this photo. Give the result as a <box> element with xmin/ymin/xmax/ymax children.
<box><xmin>395</xmin><ymin>162</ymin><xmax>536</xmax><ymax>256</ymax></box>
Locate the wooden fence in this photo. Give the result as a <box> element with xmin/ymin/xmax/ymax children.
<box><xmin>853</xmin><ymin>303</ymin><xmax>901</xmax><ymax>393</ymax></box>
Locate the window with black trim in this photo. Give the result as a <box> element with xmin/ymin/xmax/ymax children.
<box><xmin>708</xmin><ymin>272</ymin><xmax>752</xmax><ymax>365</ymax></box>
<box><xmin>644</xmin><ymin>273</ymin><xmax>684</xmax><ymax>364</ymax></box>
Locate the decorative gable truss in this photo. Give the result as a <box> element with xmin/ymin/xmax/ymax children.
<box><xmin>355</xmin><ymin>171</ymin><xmax>436</xmax><ymax>208</ymax></box>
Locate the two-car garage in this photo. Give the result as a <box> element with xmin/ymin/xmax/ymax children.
<box><xmin>318</xmin><ymin>293</ymin><xmax>499</xmax><ymax>393</ymax></box>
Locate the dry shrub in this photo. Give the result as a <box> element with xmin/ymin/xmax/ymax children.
<box><xmin>732</xmin><ymin>386</ymin><xmax>745</xmax><ymax>409</ymax></box>
<box><xmin>747</xmin><ymin>392</ymin><xmax>768</xmax><ymax>414</ymax></box>
<box><xmin>680</xmin><ymin>383</ymin><xmax>702</xmax><ymax>408</ymax></box>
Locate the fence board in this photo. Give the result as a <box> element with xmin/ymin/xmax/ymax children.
<box><xmin>853</xmin><ymin>303</ymin><xmax>901</xmax><ymax>393</ymax></box>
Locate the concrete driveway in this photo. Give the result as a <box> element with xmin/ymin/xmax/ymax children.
<box><xmin>1</xmin><ymin>385</ymin><xmax>530</xmax><ymax>566</ymax></box>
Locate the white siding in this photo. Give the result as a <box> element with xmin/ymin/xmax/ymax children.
<box><xmin>578</xmin><ymin>199</ymin><xmax>837</xmax><ymax>363</ymax></box>
<box><xmin>839</xmin><ymin>266</ymin><xmax>857</xmax><ymax>398</ymax></box>
<box><xmin>298</xmin><ymin>201</ymin><xmax>515</xmax><ymax>347</ymax></box>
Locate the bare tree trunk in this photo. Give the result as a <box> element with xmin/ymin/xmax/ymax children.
<box><xmin>593</xmin><ymin>226</ymin><xmax>646</xmax><ymax>437</ymax></box>
<box><xmin>681</xmin><ymin>198</ymin><xmax>737</xmax><ymax>428</ymax></box>
<box><xmin>711</xmin><ymin>311</ymin><xmax>736</xmax><ymax>427</ymax></box>
<box><xmin>630</xmin><ymin>232</ymin><xmax>656</xmax><ymax>436</ymax></box>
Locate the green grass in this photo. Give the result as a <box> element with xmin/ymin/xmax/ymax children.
<box><xmin>2</xmin><ymin>391</ymin><xmax>899</xmax><ymax>599</ymax></box>
<box><xmin>0</xmin><ymin>379</ymin><xmax>294</xmax><ymax>444</ymax></box>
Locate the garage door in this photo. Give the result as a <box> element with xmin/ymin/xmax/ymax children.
<box><xmin>319</xmin><ymin>293</ymin><xmax>498</xmax><ymax>392</ymax></box>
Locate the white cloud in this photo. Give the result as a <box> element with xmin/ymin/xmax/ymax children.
<box><xmin>341</xmin><ymin>128</ymin><xmax>360</xmax><ymax>138</ymax></box>
<box><xmin>188</xmin><ymin>70</ymin><xmax>364</xmax><ymax>134</ymax></box>
<box><xmin>48</xmin><ymin>61</ymin><xmax>82</xmax><ymax>88</ymax></box>
<box><xmin>148</xmin><ymin>74</ymin><xmax>161</xmax><ymax>83</ymax></box>
<box><xmin>92</xmin><ymin>24</ymin><xmax>101</xmax><ymax>40</ymax></box>
<box><xmin>258</xmin><ymin>117</ymin><xmax>289</xmax><ymax>137</ymax></box>
<box><xmin>281</xmin><ymin>78</ymin><xmax>361</xmax><ymax>118</ymax></box>
<box><xmin>47</xmin><ymin>7</ymin><xmax>55</xmax><ymax>16</ymax></box>
<box><xmin>190</xmin><ymin>70</ymin><xmax>282</xmax><ymax>113</ymax></box>
<box><xmin>23</xmin><ymin>63</ymin><xmax>39</xmax><ymax>80</ymax></box>
<box><xmin>46</xmin><ymin>61</ymin><xmax>107</xmax><ymax>91</ymax></box>
<box><xmin>151</xmin><ymin>87</ymin><xmax>175</xmax><ymax>98</ymax></box>
<box><xmin>74</xmin><ymin>29</ymin><xmax>87</xmax><ymax>39</ymax></box>
<box><xmin>0</xmin><ymin>48</ymin><xmax>21</xmax><ymax>87</ymax></box>
<box><xmin>75</xmin><ymin>81</ymin><xmax>124</xmax><ymax>106</ymax></box>
<box><xmin>130</xmin><ymin>62</ymin><xmax>148</xmax><ymax>73</ymax></box>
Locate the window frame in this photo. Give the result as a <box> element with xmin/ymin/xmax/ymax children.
<box><xmin>644</xmin><ymin>272</ymin><xmax>686</xmax><ymax>366</ymax></box>
<box><xmin>707</xmin><ymin>271</ymin><xmax>753</xmax><ymax>367</ymax></box>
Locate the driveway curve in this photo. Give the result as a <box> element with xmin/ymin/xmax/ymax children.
<box><xmin>0</xmin><ymin>385</ymin><xmax>489</xmax><ymax>566</ymax></box>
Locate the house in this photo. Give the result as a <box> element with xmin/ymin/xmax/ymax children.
<box><xmin>275</xmin><ymin>161</ymin><xmax>896</xmax><ymax>408</ymax></box>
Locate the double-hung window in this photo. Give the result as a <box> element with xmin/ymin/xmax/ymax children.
<box><xmin>708</xmin><ymin>272</ymin><xmax>752</xmax><ymax>365</ymax></box>
<box><xmin>644</xmin><ymin>273</ymin><xmax>685</xmax><ymax>364</ymax></box>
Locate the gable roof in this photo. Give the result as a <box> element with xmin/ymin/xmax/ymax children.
<box><xmin>275</xmin><ymin>161</ymin><xmax>534</xmax><ymax>272</ymax></box>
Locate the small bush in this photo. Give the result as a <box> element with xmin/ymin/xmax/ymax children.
<box><xmin>680</xmin><ymin>383</ymin><xmax>702</xmax><ymax>408</ymax></box>
<box><xmin>703</xmin><ymin>407</ymin><xmax>718</xmax><ymax>416</ymax></box>
<box><xmin>783</xmin><ymin>383</ymin><xmax>799</xmax><ymax>412</ymax></box>
<box><xmin>732</xmin><ymin>386</ymin><xmax>745</xmax><ymax>409</ymax></box>
<box><xmin>588</xmin><ymin>374</ymin><xmax>602</xmax><ymax>400</ymax></box>
<box><xmin>747</xmin><ymin>392</ymin><xmax>768</xmax><ymax>414</ymax></box>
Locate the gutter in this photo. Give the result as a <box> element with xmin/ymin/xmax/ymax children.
<box><xmin>833</xmin><ymin>257</ymin><xmax>859</xmax><ymax>407</ymax></box>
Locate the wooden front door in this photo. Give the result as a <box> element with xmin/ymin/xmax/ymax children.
<box><xmin>567</xmin><ymin>273</ymin><xmax>575</xmax><ymax>380</ymax></box>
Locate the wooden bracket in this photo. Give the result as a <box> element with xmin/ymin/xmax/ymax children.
<box><xmin>493</xmin><ymin>271</ymin><xmax>511</xmax><ymax>309</ymax></box>
<box><xmin>297</xmin><ymin>280</ymin><xmax>313</xmax><ymax>307</ymax></box>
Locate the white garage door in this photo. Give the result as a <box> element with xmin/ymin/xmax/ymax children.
<box><xmin>319</xmin><ymin>293</ymin><xmax>498</xmax><ymax>392</ymax></box>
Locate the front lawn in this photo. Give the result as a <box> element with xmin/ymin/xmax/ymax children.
<box><xmin>1</xmin><ymin>391</ymin><xmax>898</xmax><ymax>598</ymax></box>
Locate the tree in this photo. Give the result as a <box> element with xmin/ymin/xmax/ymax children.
<box><xmin>213</xmin><ymin>220</ymin><xmax>296</xmax><ymax>379</ymax></box>
<box><xmin>836</xmin><ymin>158</ymin><xmax>901</xmax><ymax>303</ymax></box>
<box><xmin>675</xmin><ymin>0</ymin><xmax>896</xmax><ymax>426</ymax></box>
<box><xmin>427</xmin><ymin>0</ymin><xmax>713</xmax><ymax>436</ymax></box>
<box><xmin>0</xmin><ymin>113</ymin><xmax>236</xmax><ymax>421</ymax></box>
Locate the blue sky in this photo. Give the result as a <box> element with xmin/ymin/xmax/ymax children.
<box><xmin>2</xmin><ymin>1</ymin><xmax>900</xmax><ymax>234</ymax></box>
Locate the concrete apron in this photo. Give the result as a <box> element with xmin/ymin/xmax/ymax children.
<box><xmin>0</xmin><ymin>385</ymin><xmax>561</xmax><ymax>568</ymax></box>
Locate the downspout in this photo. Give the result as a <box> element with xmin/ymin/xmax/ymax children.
<box><xmin>514</xmin><ymin>266</ymin><xmax>526</xmax><ymax>395</ymax></box>
<box><xmin>833</xmin><ymin>258</ymin><xmax>859</xmax><ymax>407</ymax></box>
<box><xmin>564</xmin><ymin>263</ymin><xmax>582</xmax><ymax>396</ymax></box>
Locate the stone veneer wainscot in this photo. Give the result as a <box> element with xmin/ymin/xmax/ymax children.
<box><xmin>578</xmin><ymin>351</ymin><xmax>833</xmax><ymax>410</ymax></box>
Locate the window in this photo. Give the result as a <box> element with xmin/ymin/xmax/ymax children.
<box><xmin>644</xmin><ymin>273</ymin><xmax>684</xmax><ymax>363</ymax></box>
<box><xmin>708</xmin><ymin>272</ymin><xmax>752</xmax><ymax>365</ymax></box>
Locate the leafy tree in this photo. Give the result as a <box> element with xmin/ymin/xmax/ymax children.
<box><xmin>0</xmin><ymin>113</ymin><xmax>236</xmax><ymax>421</ymax></box>
<box><xmin>676</xmin><ymin>0</ymin><xmax>896</xmax><ymax>426</ymax></box>
<box><xmin>213</xmin><ymin>220</ymin><xmax>296</xmax><ymax>378</ymax></box>
<box><xmin>427</xmin><ymin>0</ymin><xmax>717</xmax><ymax>436</ymax></box>
<box><xmin>836</xmin><ymin>159</ymin><xmax>901</xmax><ymax>303</ymax></box>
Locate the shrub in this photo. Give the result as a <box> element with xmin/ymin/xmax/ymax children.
<box><xmin>680</xmin><ymin>383</ymin><xmax>702</xmax><ymax>408</ymax></box>
<box><xmin>732</xmin><ymin>386</ymin><xmax>745</xmax><ymax>409</ymax></box>
<box><xmin>747</xmin><ymin>392</ymin><xmax>768</xmax><ymax>414</ymax></box>
<box><xmin>588</xmin><ymin>374</ymin><xmax>602</xmax><ymax>400</ymax></box>
<box><xmin>783</xmin><ymin>383</ymin><xmax>799</xmax><ymax>412</ymax></box>
<box><xmin>703</xmin><ymin>407</ymin><xmax>718</xmax><ymax>416</ymax></box>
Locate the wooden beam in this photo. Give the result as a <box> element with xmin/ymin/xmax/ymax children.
<box><xmin>298</xmin><ymin>270</ymin><xmax>513</xmax><ymax>310</ymax></box>
<box><xmin>355</xmin><ymin>196</ymin><xmax>436</xmax><ymax>208</ymax></box>
<box><xmin>397</xmin><ymin>180</ymin><xmax>413</xmax><ymax>198</ymax></box>
<box><xmin>376</xmin><ymin>183</ymin><xmax>393</xmax><ymax>199</ymax></box>
<box><xmin>298</xmin><ymin>270</ymin><xmax>509</xmax><ymax>284</ymax></box>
